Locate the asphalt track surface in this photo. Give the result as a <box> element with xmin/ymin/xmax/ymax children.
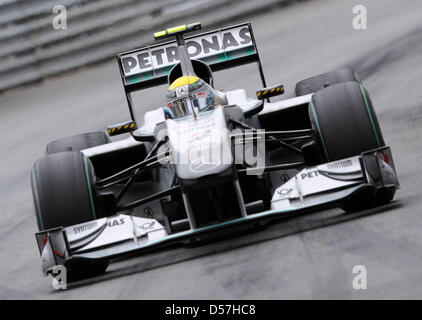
<box><xmin>1</xmin><ymin>0</ymin><xmax>422</xmax><ymax>299</ymax></box>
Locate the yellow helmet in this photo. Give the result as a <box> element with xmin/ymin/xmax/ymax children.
<box><xmin>164</xmin><ymin>76</ymin><xmax>215</xmax><ymax>119</ymax></box>
<box><xmin>168</xmin><ymin>76</ymin><xmax>199</xmax><ymax>90</ymax></box>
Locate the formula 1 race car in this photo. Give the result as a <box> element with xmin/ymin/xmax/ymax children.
<box><xmin>31</xmin><ymin>22</ymin><xmax>399</xmax><ymax>280</ymax></box>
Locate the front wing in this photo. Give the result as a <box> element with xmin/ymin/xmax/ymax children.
<box><xmin>36</xmin><ymin>147</ymin><xmax>399</xmax><ymax>274</ymax></box>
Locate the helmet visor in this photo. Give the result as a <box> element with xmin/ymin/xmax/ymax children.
<box><xmin>164</xmin><ymin>97</ymin><xmax>194</xmax><ymax>119</ymax></box>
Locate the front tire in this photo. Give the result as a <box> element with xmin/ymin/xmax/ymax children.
<box><xmin>308</xmin><ymin>81</ymin><xmax>393</xmax><ymax>210</ymax></box>
<box><xmin>309</xmin><ymin>81</ymin><xmax>385</xmax><ymax>162</ymax></box>
<box><xmin>31</xmin><ymin>151</ymin><xmax>108</xmax><ymax>277</ymax></box>
<box><xmin>31</xmin><ymin>151</ymin><xmax>99</xmax><ymax>230</ymax></box>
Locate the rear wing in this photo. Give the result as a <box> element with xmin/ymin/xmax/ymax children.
<box><xmin>116</xmin><ymin>22</ymin><xmax>267</xmax><ymax>94</ymax></box>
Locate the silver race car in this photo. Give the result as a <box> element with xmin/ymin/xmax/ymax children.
<box><xmin>31</xmin><ymin>22</ymin><xmax>399</xmax><ymax>280</ymax></box>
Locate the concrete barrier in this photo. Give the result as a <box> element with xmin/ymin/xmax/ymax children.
<box><xmin>0</xmin><ymin>0</ymin><xmax>298</xmax><ymax>92</ymax></box>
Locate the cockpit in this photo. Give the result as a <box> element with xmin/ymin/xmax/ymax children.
<box><xmin>163</xmin><ymin>76</ymin><xmax>216</xmax><ymax>119</ymax></box>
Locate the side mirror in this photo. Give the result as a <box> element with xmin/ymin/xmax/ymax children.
<box><xmin>131</xmin><ymin>130</ymin><xmax>155</xmax><ymax>142</ymax></box>
<box><xmin>131</xmin><ymin>121</ymin><xmax>166</xmax><ymax>142</ymax></box>
<box><xmin>256</xmin><ymin>84</ymin><xmax>285</xmax><ymax>100</ymax></box>
<box><xmin>107</xmin><ymin>120</ymin><xmax>136</xmax><ymax>136</ymax></box>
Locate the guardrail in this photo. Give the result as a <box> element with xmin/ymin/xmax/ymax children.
<box><xmin>0</xmin><ymin>0</ymin><xmax>295</xmax><ymax>93</ymax></box>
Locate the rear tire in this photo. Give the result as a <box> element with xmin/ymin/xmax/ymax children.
<box><xmin>295</xmin><ymin>68</ymin><xmax>360</xmax><ymax>96</ymax></box>
<box><xmin>46</xmin><ymin>131</ymin><xmax>109</xmax><ymax>155</ymax></box>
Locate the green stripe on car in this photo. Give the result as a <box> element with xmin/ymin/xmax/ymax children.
<box><xmin>310</xmin><ymin>99</ymin><xmax>330</xmax><ymax>162</ymax></box>
<box><xmin>31</xmin><ymin>168</ymin><xmax>44</xmax><ymax>230</ymax></box>
<box><xmin>359</xmin><ymin>83</ymin><xmax>381</xmax><ymax>147</ymax></box>
<box><xmin>83</xmin><ymin>156</ymin><xmax>97</xmax><ymax>220</ymax></box>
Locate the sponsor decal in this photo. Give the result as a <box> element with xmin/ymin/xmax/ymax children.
<box><xmin>176</xmin><ymin>85</ymin><xmax>189</xmax><ymax>97</ymax></box>
<box><xmin>107</xmin><ymin>218</ymin><xmax>125</xmax><ymax>227</ymax></box>
<box><xmin>327</xmin><ymin>159</ymin><xmax>353</xmax><ymax>169</ymax></box>
<box><xmin>277</xmin><ymin>188</ymin><xmax>293</xmax><ymax>196</ymax></box>
<box><xmin>301</xmin><ymin>170</ymin><xmax>319</xmax><ymax>179</ymax></box>
<box><xmin>140</xmin><ymin>221</ymin><xmax>155</xmax><ymax>231</ymax></box>
<box><xmin>120</xmin><ymin>25</ymin><xmax>253</xmax><ymax>77</ymax></box>
<box><xmin>73</xmin><ymin>221</ymin><xmax>98</xmax><ymax>234</ymax></box>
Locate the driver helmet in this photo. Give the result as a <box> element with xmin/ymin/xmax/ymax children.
<box><xmin>164</xmin><ymin>76</ymin><xmax>215</xmax><ymax>119</ymax></box>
